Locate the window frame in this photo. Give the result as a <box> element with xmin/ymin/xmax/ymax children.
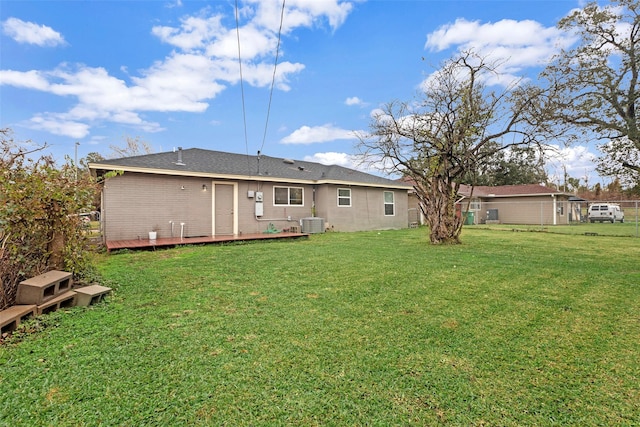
<box><xmin>273</xmin><ymin>186</ymin><xmax>304</xmax><ymax>206</ymax></box>
<box><xmin>337</xmin><ymin>188</ymin><xmax>352</xmax><ymax>207</ymax></box>
<box><xmin>383</xmin><ymin>191</ymin><xmax>395</xmax><ymax>216</ymax></box>
<box><xmin>469</xmin><ymin>198</ymin><xmax>481</xmax><ymax>211</ymax></box>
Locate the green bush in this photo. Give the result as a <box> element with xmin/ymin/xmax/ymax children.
<box><xmin>0</xmin><ymin>129</ymin><xmax>99</xmax><ymax>309</ymax></box>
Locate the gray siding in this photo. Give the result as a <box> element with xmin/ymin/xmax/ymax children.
<box><xmin>103</xmin><ymin>173</ymin><xmax>212</xmax><ymax>241</ymax></box>
<box><xmin>236</xmin><ymin>181</ymin><xmax>314</xmax><ymax>234</ymax></box>
<box><xmin>102</xmin><ymin>173</ymin><xmax>410</xmax><ymax>241</ymax></box>
<box><xmin>315</xmin><ymin>185</ymin><xmax>409</xmax><ymax>232</ymax></box>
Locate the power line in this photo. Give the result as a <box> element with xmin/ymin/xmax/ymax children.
<box><xmin>235</xmin><ymin>0</ymin><xmax>286</xmax><ymax>167</ymax></box>
<box><xmin>259</xmin><ymin>0</ymin><xmax>286</xmax><ymax>155</ymax></box>
<box><xmin>234</xmin><ymin>0</ymin><xmax>250</xmax><ymax>170</ymax></box>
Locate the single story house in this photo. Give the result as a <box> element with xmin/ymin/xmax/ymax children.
<box><xmin>89</xmin><ymin>148</ymin><xmax>412</xmax><ymax>242</ymax></box>
<box><xmin>405</xmin><ymin>182</ymin><xmax>580</xmax><ymax>226</ymax></box>
<box><xmin>456</xmin><ymin>184</ymin><xmax>580</xmax><ymax>225</ymax></box>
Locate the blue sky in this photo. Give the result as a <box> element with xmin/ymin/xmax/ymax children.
<box><xmin>1</xmin><ymin>0</ymin><xmax>600</xmax><ymax>184</ymax></box>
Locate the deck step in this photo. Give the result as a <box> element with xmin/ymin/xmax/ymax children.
<box><xmin>74</xmin><ymin>285</ymin><xmax>112</xmax><ymax>306</ymax></box>
<box><xmin>36</xmin><ymin>291</ymin><xmax>77</xmax><ymax>315</ymax></box>
<box><xmin>16</xmin><ymin>271</ymin><xmax>73</xmax><ymax>305</ymax></box>
<box><xmin>0</xmin><ymin>305</ymin><xmax>37</xmax><ymax>334</ymax></box>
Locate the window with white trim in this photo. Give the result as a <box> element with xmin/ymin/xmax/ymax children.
<box><xmin>337</xmin><ymin>188</ymin><xmax>351</xmax><ymax>207</ymax></box>
<box><xmin>384</xmin><ymin>191</ymin><xmax>395</xmax><ymax>216</ymax></box>
<box><xmin>274</xmin><ymin>186</ymin><xmax>303</xmax><ymax>206</ymax></box>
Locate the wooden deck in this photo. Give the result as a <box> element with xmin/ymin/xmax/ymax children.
<box><xmin>106</xmin><ymin>232</ymin><xmax>309</xmax><ymax>252</ymax></box>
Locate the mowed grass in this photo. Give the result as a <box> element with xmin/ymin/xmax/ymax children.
<box><xmin>471</xmin><ymin>218</ymin><xmax>640</xmax><ymax>237</ymax></box>
<box><xmin>1</xmin><ymin>228</ymin><xmax>639</xmax><ymax>426</ymax></box>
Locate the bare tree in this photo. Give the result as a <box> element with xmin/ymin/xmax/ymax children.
<box><xmin>108</xmin><ymin>136</ymin><xmax>153</xmax><ymax>159</ymax></box>
<box><xmin>541</xmin><ymin>0</ymin><xmax>640</xmax><ymax>185</ymax></box>
<box><xmin>358</xmin><ymin>52</ymin><xmax>551</xmax><ymax>244</ymax></box>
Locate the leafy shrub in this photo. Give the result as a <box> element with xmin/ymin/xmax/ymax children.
<box><xmin>0</xmin><ymin>129</ymin><xmax>99</xmax><ymax>309</ymax></box>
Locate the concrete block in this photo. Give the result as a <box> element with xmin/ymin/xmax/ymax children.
<box><xmin>17</xmin><ymin>271</ymin><xmax>73</xmax><ymax>305</ymax></box>
<box><xmin>0</xmin><ymin>305</ymin><xmax>37</xmax><ymax>334</ymax></box>
<box><xmin>36</xmin><ymin>291</ymin><xmax>77</xmax><ymax>315</ymax></box>
<box><xmin>74</xmin><ymin>285</ymin><xmax>111</xmax><ymax>306</ymax></box>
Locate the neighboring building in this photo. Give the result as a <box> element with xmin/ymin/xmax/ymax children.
<box><xmin>405</xmin><ymin>181</ymin><xmax>580</xmax><ymax>226</ymax></box>
<box><xmin>89</xmin><ymin>148</ymin><xmax>412</xmax><ymax>242</ymax></box>
<box><xmin>456</xmin><ymin>184</ymin><xmax>580</xmax><ymax>225</ymax></box>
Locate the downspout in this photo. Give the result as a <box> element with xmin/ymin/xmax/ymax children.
<box><xmin>552</xmin><ymin>194</ymin><xmax>557</xmax><ymax>226</ymax></box>
<box><xmin>101</xmin><ymin>186</ymin><xmax>106</xmax><ymax>243</ymax></box>
<box><xmin>312</xmin><ymin>186</ymin><xmax>317</xmax><ymax>217</ymax></box>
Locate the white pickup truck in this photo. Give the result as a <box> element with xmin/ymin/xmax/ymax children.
<box><xmin>588</xmin><ymin>203</ymin><xmax>625</xmax><ymax>223</ymax></box>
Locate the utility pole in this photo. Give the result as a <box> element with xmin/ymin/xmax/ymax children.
<box><xmin>74</xmin><ymin>141</ymin><xmax>80</xmax><ymax>182</ymax></box>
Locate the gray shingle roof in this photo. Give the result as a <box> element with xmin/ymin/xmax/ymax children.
<box><xmin>90</xmin><ymin>148</ymin><xmax>410</xmax><ymax>188</ymax></box>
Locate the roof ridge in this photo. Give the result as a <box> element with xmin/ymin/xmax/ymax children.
<box><xmin>90</xmin><ymin>147</ymin><xmax>411</xmax><ymax>188</ymax></box>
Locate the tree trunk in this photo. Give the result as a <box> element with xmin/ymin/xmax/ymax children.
<box><xmin>47</xmin><ymin>202</ymin><xmax>66</xmax><ymax>270</ymax></box>
<box><xmin>48</xmin><ymin>224</ymin><xmax>65</xmax><ymax>270</ymax></box>
<box><xmin>417</xmin><ymin>177</ymin><xmax>463</xmax><ymax>244</ymax></box>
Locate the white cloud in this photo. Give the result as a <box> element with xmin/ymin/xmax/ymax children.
<box><xmin>248</xmin><ymin>0</ymin><xmax>354</xmax><ymax>33</ymax></box>
<box><xmin>544</xmin><ymin>144</ymin><xmax>598</xmax><ymax>182</ymax></box>
<box><xmin>426</xmin><ymin>18</ymin><xmax>573</xmax><ymax>61</ymax></box>
<box><xmin>131</xmin><ymin>54</ymin><xmax>226</xmax><ymax>110</ymax></box>
<box><xmin>87</xmin><ymin>135</ymin><xmax>107</xmax><ymax>146</ymax></box>
<box><xmin>1</xmin><ymin>59</ymin><xmax>212</xmax><ymax>138</ymax></box>
<box><xmin>152</xmin><ymin>14</ymin><xmax>225</xmax><ymax>52</ymax></box>
<box><xmin>2</xmin><ymin>17</ymin><xmax>65</xmax><ymax>47</ymax></box>
<box><xmin>368</xmin><ymin>107</ymin><xmax>432</xmax><ymax>135</ymax></box>
<box><xmin>237</xmin><ymin>60</ymin><xmax>306</xmax><ymax>91</ymax></box>
<box><xmin>154</xmin><ymin>1</ymin><xmax>354</xmax><ymax>58</ymax></box>
<box><xmin>0</xmin><ymin>2</ymin><xmax>354</xmax><ymax>139</ymax></box>
<box><xmin>304</xmin><ymin>151</ymin><xmax>355</xmax><ymax>166</ymax></box>
<box><xmin>424</xmin><ymin>18</ymin><xmax>577</xmax><ymax>87</ymax></box>
<box><xmin>206</xmin><ymin>23</ymin><xmax>277</xmax><ymax>60</ymax></box>
<box><xmin>345</xmin><ymin>96</ymin><xmax>365</xmax><ymax>106</ymax></box>
<box><xmin>166</xmin><ymin>0</ymin><xmax>184</xmax><ymax>9</ymax></box>
<box><xmin>305</xmin><ymin>151</ymin><xmax>397</xmax><ymax>177</ymax></box>
<box><xmin>281</xmin><ymin>124</ymin><xmax>360</xmax><ymax>144</ymax></box>
<box><xmin>29</xmin><ymin>115</ymin><xmax>90</xmax><ymax>138</ymax></box>
<box><xmin>0</xmin><ymin>69</ymin><xmax>51</xmax><ymax>90</ymax></box>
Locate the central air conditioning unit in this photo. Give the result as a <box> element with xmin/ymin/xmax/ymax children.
<box><xmin>301</xmin><ymin>217</ymin><xmax>325</xmax><ymax>234</ymax></box>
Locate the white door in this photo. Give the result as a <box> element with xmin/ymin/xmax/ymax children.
<box><xmin>214</xmin><ymin>183</ymin><xmax>234</xmax><ymax>235</ymax></box>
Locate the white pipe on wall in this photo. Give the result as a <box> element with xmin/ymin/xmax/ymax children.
<box><xmin>255</xmin><ymin>217</ymin><xmax>296</xmax><ymax>222</ymax></box>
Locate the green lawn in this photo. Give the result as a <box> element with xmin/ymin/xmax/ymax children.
<box><xmin>1</xmin><ymin>229</ymin><xmax>639</xmax><ymax>426</ymax></box>
<box><xmin>471</xmin><ymin>220</ymin><xmax>640</xmax><ymax>237</ymax></box>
